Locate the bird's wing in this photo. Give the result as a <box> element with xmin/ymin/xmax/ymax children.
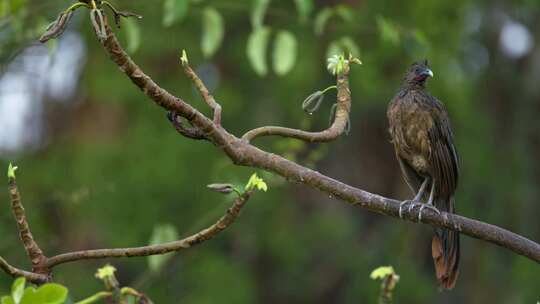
<box><xmin>428</xmin><ymin>98</ymin><xmax>460</xmax><ymax>200</ymax></box>
<box><xmin>397</xmin><ymin>153</ymin><xmax>424</xmax><ymax>195</ymax></box>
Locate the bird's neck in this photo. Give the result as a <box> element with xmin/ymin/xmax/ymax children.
<box><xmin>401</xmin><ymin>81</ymin><xmax>426</xmax><ymax>91</ymax></box>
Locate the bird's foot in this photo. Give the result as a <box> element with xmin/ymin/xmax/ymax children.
<box><xmin>417</xmin><ymin>204</ymin><xmax>440</xmax><ymax>221</ymax></box>
<box><xmin>398</xmin><ymin>200</ymin><xmax>440</xmax><ymax>221</ymax></box>
<box><xmin>399</xmin><ymin>200</ymin><xmax>421</xmax><ymax>218</ymax></box>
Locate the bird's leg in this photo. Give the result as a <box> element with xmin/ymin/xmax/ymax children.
<box><xmin>399</xmin><ymin>178</ymin><xmax>429</xmax><ymax>218</ymax></box>
<box><xmin>417</xmin><ymin>180</ymin><xmax>441</xmax><ymax>221</ymax></box>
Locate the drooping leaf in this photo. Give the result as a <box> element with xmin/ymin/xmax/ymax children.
<box><xmin>376</xmin><ymin>15</ymin><xmax>400</xmax><ymax>45</ymax></box>
<box><xmin>1</xmin><ymin>296</ymin><xmax>15</xmax><ymax>304</ymax></box>
<box><xmin>201</xmin><ymin>7</ymin><xmax>225</xmax><ymax>58</ymax></box>
<box><xmin>148</xmin><ymin>224</ymin><xmax>179</xmax><ymax>273</ymax></box>
<box><xmin>251</xmin><ymin>0</ymin><xmax>270</xmax><ymax>28</ymax></box>
<box><xmin>124</xmin><ymin>18</ymin><xmax>140</xmax><ymax>54</ymax></box>
<box><xmin>162</xmin><ymin>0</ymin><xmax>189</xmax><ymax>27</ymax></box>
<box><xmin>413</xmin><ymin>29</ymin><xmax>429</xmax><ymax>47</ymax></box>
<box><xmin>294</xmin><ymin>0</ymin><xmax>313</xmax><ymax>23</ymax></box>
<box><xmin>11</xmin><ymin>278</ymin><xmax>25</xmax><ymax>304</ymax></box>
<box><xmin>314</xmin><ymin>7</ymin><xmax>333</xmax><ymax>35</ymax></box>
<box><xmin>273</xmin><ymin>30</ymin><xmax>297</xmax><ymax>76</ymax></box>
<box><xmin>335</xmin><ymin>5</ymin><xmax>354</xmax><ymax>23</ymax></box>
<box><xmin>247</xmin><ymin>26</ymin><xmax>271</xmax><ymax>76</ymax></box>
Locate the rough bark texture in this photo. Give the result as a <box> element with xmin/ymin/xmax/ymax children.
<box><xmin>1</xmin><ymin>12</ymin><xmax>539</xmax><ymax>285</ymax></box>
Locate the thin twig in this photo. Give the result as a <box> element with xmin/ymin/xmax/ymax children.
<box><xmin>181</xmin><ymin>57</ymin><xmax>222</xmax><ymax>126</ymax></box>
<box><xmin>241</xmin><ymin>69</ymin><xmax>351</xmax><ymax>143</ymax></box>
<box><xmin>0</xmin><ymin>256</ymin><xmax>49</xmax><ymax>283</ymax></box>
<box><xmin>45</xmin><ymin>191</ymin><xmax>251</xmax><ymax>268</ymax></box>
<box><xmin>8</xmin><ymin>175</ymin><xmax>48</xmax><ymax>275</ymax></box>
<box><xmin>99</xmin><ymin>20</ymin><xmax>240</xmax><ymax>160</ymax></box>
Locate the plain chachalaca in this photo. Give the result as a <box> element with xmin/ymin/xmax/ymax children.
<box><xmin>387</xmin><ymin>60</ymin><xmax>460</xmax><ymax>290</ymax></box>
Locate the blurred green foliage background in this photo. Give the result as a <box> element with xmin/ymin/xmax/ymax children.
<box><xmin>1</xmin><ymin>0</ymin><xmax>539</xmax><ymax>303</ymax></box>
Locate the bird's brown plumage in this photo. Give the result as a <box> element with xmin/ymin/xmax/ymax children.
<box><xmin>387</xmin><ymin>60</ymin><xmax>460</xmax><ymax>290</ymax></box>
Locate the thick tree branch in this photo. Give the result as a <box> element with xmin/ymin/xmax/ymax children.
<box><xmin>242</xmin><ymin>70</ymin><xmax>351</xmax><ymax>143</ymax></box>
<box><xmin>44</xmin><ymin>191</ymin><xmax>252</xmax><ymax>268</ymax></box>
<box><xmin>167</xmin><ymin>111</ymin><xmax>207</xmax><ymax>140</ymax></box>
<box><xmin>88</xmin><ymin>17</ymin><xmax>540</xmax><ymax>264</ymax></box>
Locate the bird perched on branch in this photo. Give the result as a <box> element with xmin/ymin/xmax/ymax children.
<box><xmin>387</xmin><ymin>60</ymin><xmax>460</xmax><ymax>290</ymax></box>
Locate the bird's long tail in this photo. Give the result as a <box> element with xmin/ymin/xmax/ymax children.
<box><xmin>431</xmin><ymin>197</ymin><xmax>460</xmax><ymax>290</ymax></box>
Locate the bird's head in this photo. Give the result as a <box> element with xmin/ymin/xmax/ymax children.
<box><xmin>403</xmin><ymin>59</ymin><xmax>434</xmax><ymax>88</ymax></box>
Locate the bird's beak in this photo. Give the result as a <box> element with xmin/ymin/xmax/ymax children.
<box><xmin>421</xmin><ymin>69</ymin><xmax>434</xmax><ymax>78</ymax></box>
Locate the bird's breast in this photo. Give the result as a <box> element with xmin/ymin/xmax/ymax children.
<box><xmin>388</xmin><ymin>93</ymin><xmax>434</xmax><ymax>173</ymax></box>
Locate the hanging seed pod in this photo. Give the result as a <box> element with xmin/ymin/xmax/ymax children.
<box><xmin>302</xmin><ymin>91</ymin><xmax>325</xmax><ymax>115</ymax></box>
<box><xmin>101</xmin><ymin>1</ymin><xmax>142</xmax><ymax>28</ymax></box>
<box><xmin>207</xmin><ymin>184</ymin><xmax>237</xmax><ymax>194</ymax></box>
<box><xmin>90</xmin><ymin>8</ymin><xmax>107</xmax><ymax>42</ymax></box>
<box><xmin>39</xmin><ymin>10</ymin><xmax>74</xmax><ymax>43</ymax></box>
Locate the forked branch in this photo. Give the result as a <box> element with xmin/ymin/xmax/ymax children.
<box><xmin>2</xmin><ymin>3</ymin><xmax>539</xmax><ymax>286</ymax></box>
<box><xmin>241</xmin><ymin>69</ymin><xmax>350</xmax><ymax>143</ymax></box>
<box><xmin>2</xmin><ymin>164</ymin><xmax>254</xmax><ymax>283</ymax></box>
<box><xmin>90</xmin><ymin>16</ymin><xmax>540</xmax><ymax>264</ymax></box>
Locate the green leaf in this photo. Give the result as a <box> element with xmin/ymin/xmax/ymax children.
<box><xmin>314</xmin><ymin>7</ymin><xmax>333</xmax><ymax>35</ymax></box>
<box><xmin>245</xmin><ymin>173</ymin><xmax>268</xmax><ymax>192</ymax></box>
<box><xmin>148</xmin><ymin>224</ymin><xmax>179</xmax><ymax>273</ymax></box>
<box><xmin>95</xmin><ymin>265</ymin><xmax>117</xmax><ymax>280</ymax></box>
<box><xmin>335</xmin><ymin>5</ymin><xmax>354</xmax><ymax>23</ymax></box>
<box><xmin>294</xmin><ymin>0</ymin><xmax>313</xmax><ymax>23</ymax></box>
<box><xmin>7</xmin><ymin>163</ymin><xmax>18</xmax><ymax>180</ymax></box>
<box><xmin>327</xmin><ymin>54</ymin><xmax>346</xmax><ymax>76</ymax></box>
<box><xmin>272</xmin><ymin>30</ymin><xmax>297</xmax><ymax>76</ymax></box>
<box><xmin>201</xmin><ymin>7</ymin><xmax>224</xmax><ymax>58</ymax></box>
<box><xmin>376</xmin><ymin>15</ymin><xmax>400</xmax><ymax>45</ymax></box>
<box><xmin>163</xmin><ymin>0</ymin><xmax>189</xmax><ymax>27</ymax></box>
<box><xmin>179</xmin><ymin>49</ymin><xmax>189</xmax><ymax>66</ymax></box>
<box><xmin>370</xmin><ymin>266</ymin><xmax>395</xmax><ymax>280</ymax></box>
<box><xmin>413</xmin><ymin>29</ymin><xmax>429</xmax><ymax>47</ymax></box>
<box><xmin>251</xmin><ymin>0</ymin><xmax>270</xmax><ymax>28</ymax></box>
<box><xmin>1</xmin><ymin>296</ymin><xmax>15</xmax><ymax>304</ymax></box>
<box><xmin>124</xmin><ymin>18</ymin><xmax>140</xmax><ymax>54</ymax></box>
<box><xmin>20</xmin><ymin>284</ymin><xmax>67</xmax><ymax>304</ymax></box>
<box><xmin>247</xmin><ymin>26</ymin><xmax>271</xmax><ymax>76</ymax></box>
<box><xmin>11</xmin><ymin>278</ymin><xmax>25</xmax><ymax>304</ymax></box>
